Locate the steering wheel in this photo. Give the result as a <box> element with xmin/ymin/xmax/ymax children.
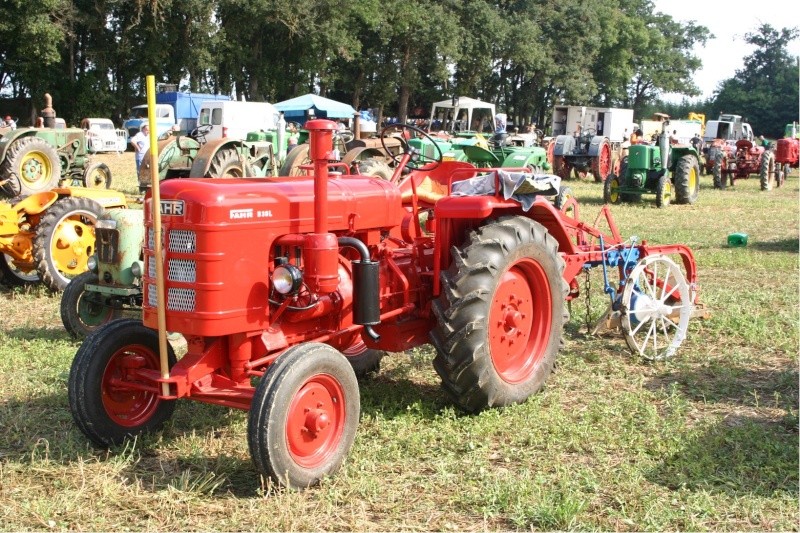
<box><xmin>337</xmin><ymin>129</ymin><xmax>355</xmax><ymax>144</ymax></box>
<box><xmin>582</xmin><ymin>127</ymin><xmax>597</xmax><ymax>138</ymax></box>
<box><xmin>190</xmin><ymin>124</ymin><xmax>213</xmax><ymax>140</ymax></box>
<box><xmin>380</xmin><ymin>123</ymin><xmax>443</xmax><ymax>173</ymax></box>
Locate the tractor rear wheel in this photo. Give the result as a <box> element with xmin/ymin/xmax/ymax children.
<box><xmin>603</xmin><ymin>174</ymin><xmax>622</xmax><ymax>204</ymax></box>
<box><xmin>0</xmin><ymin>136</ymin><xmax>61</xmax><ymax>196</ymax></box>
<box><xmin>674</xmin><ymin>154</ymin><xmax>700</xmax><ymax>204</ymax></box>
<box><xmin>279</xmin><ymin>144</ymin><xmax>311</xmax><ymax>176</ymax></box>
<box><xmin>0</xmin><ymin>253</ymin><xmax>38</xmax><ymax>286</ymax></box>
<box><xmin>430</xmin><ymin>216</ymin><xmax>568</xmax><ymax>413</ymax></box>
<box><xmin>60</xmin><ymin>271</ymin><xmax>123</xmax><ymax>338</ymax></box>
<box><xmin>247</xmin><ymin>343</ymin><xmax>360</xmax><ymax>488</ymax></box>
<box><xmin>342</xmin><ymin>338</ymin><xmax>384</xmax><ymax>378</ymax></box>
<box><xmin>83</xmin><ymin>161</ymin><xmax>113</xmax><ymax>189</ymax></box>
<box><xmin>34</xmin><ymin>196</ymin><xmax>103</xmax><ymax>291</ymax></box>
<box><xmin>357</xmin><ymin>159</ymin><xmax>393</xmax><ymax>180</ymax></box>
<box><xmin>591</xmin><ymin>139</ymin><xmax>612</xmax><ymax>182</ymax></box>
<box><xmin>68</xmin><ymin>318</ymin><xmax>177</xmax><ymax>446</ymax></box>
<box><xmin>655</xmin><ymin>174</ymin><xmax>672</xmax><ymax>208</ymax></box>
<box><xmin>207</xmin><ymin>148</ymin><xmax>249</xmax><ymax>178</ymax></box>
<box><xmin>712</xmin><ymin>152</ymin><xmax>726</xmax><ymax>189</ymax></box>
<box><xmin>759</xmin><ymin>150</ymin><xmax>775</xmax><ymax>191</ymax></box>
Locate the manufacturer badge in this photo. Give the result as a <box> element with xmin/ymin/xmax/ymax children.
<box><xmin>160</xmin><ymin>200</ymin><xmax>184</xmax><ymax>216</ymax></box>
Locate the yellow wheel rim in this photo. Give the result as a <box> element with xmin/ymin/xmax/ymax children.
<box><xmin>689</xmin><ymin>167</ymin><xmax>697</xmax><ymax>191</ymax></box>
<box><xmin>51</xmin><ymin>214</ymin><xmax>96</xmax><ymax>276</ymax></box>
<box><xmin>610</xmin><ymin>179</ymin><xmax>620</xmax><ymax>203</ymax></box>
<box><xmin>86</xmin><ymin>168</ymin><xmax>108</xmax><ymax>188</ymax></box>
<box><xmin>19</xmin><ymin>151</ymin><xmax>53</xmax><ymax>187</ymax></box>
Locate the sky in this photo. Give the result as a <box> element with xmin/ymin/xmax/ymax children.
<box><xmin>653</xmin><ymin>0</ymin><xmax>800</xmax><ymax>102</ymax></box>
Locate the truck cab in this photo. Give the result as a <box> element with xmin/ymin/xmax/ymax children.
<box><xmin>123</xmin><ymin>104</ymin><xmax>175</xmax><ymax>141</ymax></box>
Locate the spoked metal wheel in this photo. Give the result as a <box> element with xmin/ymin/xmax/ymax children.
<box><xmin>620</xmin><ymin>255</ymin><xmax>691</xmax><ymax>361</ymax></box>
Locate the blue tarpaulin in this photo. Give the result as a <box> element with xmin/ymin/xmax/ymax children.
<box><xmin>274</xmin><ymin>94</ymin><xmax>356</xmax><ymax>124</ymax></box>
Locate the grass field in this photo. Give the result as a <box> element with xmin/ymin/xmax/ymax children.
<box><xmin>0</xmin><ymin>153</ymin><xmax>797</xmax><ymax>531</ymax></box>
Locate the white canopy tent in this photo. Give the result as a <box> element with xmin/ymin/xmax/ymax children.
<box><xmin>429</xmin><ymin>96</ymin><xmax>496</xmax><ymax>132</ymax></box>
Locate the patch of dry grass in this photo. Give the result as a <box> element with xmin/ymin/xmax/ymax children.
<box><xmin>0</xmin><ymin>168</ymin><xmax>797</xmax><ymax>531</ymax></box>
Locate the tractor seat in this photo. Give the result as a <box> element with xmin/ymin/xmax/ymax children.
<box><xmin>462</xmin><ymin>144</ymin><xmax>502</xmax><ymax>166</ymax></box>
<box><xmin>451</xmin><ymin>170</ymin><xmax>561</xmax><ymax>211</ymax></box>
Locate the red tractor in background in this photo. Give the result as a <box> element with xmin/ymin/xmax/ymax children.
<box><xmin>68</xmin><ymin>120</ymin><xmax>705</xmax><ymax>489</ymax></box>
<box><xmin>711</xmin><ymin>139</ymin><xmax>765</xmax><ymax>189</ymax></box>
<box><xmin>772</xmin><ymin>122</ymin><xmax>799</xmax><ymax>187</ymax></box>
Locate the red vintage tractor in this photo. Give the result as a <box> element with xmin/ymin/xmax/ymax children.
<box><xmin>711</xmin><ymin>139</ymin><xmax>765</xmax><ymax>189</ymax></box>
<box><xmin>772</xmin><ymin>123</ymin><xmax>799</xmax><ymax>188</ymax></box>
<box><xmin>68</xmin><ymin>120</ymin><xmax>705</xmax><ymax>489</ymax></box>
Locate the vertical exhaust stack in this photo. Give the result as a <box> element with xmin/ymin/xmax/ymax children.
<box><xmin>304</xmin><ymin>119</ymin><xmax>340</xmax><ymax>294</ymax></box>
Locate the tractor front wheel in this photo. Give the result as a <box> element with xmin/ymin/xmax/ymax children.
<box><xmin>0</xmin><ymin>253</ymin><xmax>38</xmax><ymax>286</ymax></box>
<box><xmin>83</xmin><ymin>162</ymin><xmax>113</xmax><ymax>189</ymax></box>
<box><xmin>655</xmin><ymin>174</ymin><xmax>672</xmax><ymax>208</ymax></box>
<box><xmin>430</xmin><ymin>216</ymin><xmax>568</xmax><ymax>413</ymax></box>
<box><xmin>60</xmin><ymin>271</ymin><xmax>123</xmax><ymax>338</ymax></box>
<box><xmin>603</xmin><ymin>174</ymin><xmax>622</xmax><ymax>204</ymax></box>
<box><xmin>342</xmin><ymin>338</ymin><xmax>385</xmax><ymax>378</ymax></box>
<box><xmin>247</xmin><ymin>343</ymin><xmax>360</xmax><ymax>488</ymax></box>
<box><xmin>0</xmin><ymin>136</ymin><xmax>61</xmax><ymax>196</ymax></box>
<box><xmin>207</xmin><ymin>148</ymin><xmax>250</xmax><ymax>178</ymax></box>
<box><xmin>759</xmin><ymin>150</ymin><xmax>775</xmax><ymax>191</ymax></box>
<box><xmin>712</xmin><ymin>152</ymin><xmax>726</xmax><ymax>189</ymax></box>
<box><xmin>674</xmin><ymin>154</ymin><xmax>700</xmax><ymax>204</ymax></box>
<box><xmin>357</xmin><ymin>159</ymin><xmax>393</xmax><ymax>180</ymax></box>
<box><xmin>552</xmin><ymin>156</ymin><xmax>570</xmax><ymax>180</ymax></box>
<box><xmin>68</xmin><ymin>318</ymin><xmax>177</xmax><ymax>446</ymax></box>
<box><xmin>34</xmin><ymin>196</ymin><xmax>104</xmax><ymax>291</ymax></box>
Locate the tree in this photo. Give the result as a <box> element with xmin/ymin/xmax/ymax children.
<box><xmin>712</xmin><ymin>24</ymin><xmax>799</xmax><ymax>138</ymax></box>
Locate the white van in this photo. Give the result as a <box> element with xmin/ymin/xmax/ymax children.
<box><xmin>81</xmin><ymin>117</ymin><xmax>127</xmax><ymax>153</ymax></box>
<box><xmin>197</xmin><ymin>101</ymin><xmax>280</xmax><ymax>141</ymax></box>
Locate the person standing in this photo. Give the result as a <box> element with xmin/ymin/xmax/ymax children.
<box><xmin>130</xmin><ymin>124</ymin><xmax>151</xmax><ymax>175</ymax></box>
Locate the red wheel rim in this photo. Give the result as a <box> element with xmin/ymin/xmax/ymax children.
<box><xmin>286</xmin><ymin>373</ymin><xmax>346</xmax><ymax>468</ymax></box>
<box><xmin>488</xmin><ymin>258</ymin><xmax>552</xmax><ymax>384</ymax></box>
<box><xmin>546</xmin><ymin>139</ymin><xmax>555</xmax><ymax>165</ymax></box>
<box><xmin>101</xmin><ymin>345</ymin><xmax>161</xmax><ymax>427</ymax></box>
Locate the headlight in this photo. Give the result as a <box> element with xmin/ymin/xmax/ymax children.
<box><xmin>96</xmin><ymin>219</ymin><xmax>117</xmax><ymax>230</ymax></box>
<box><xmin>272</xmin><ymin>264</ymin><xmax>303</xmax><ymax>295</ymax></box>
<box><xmin>87</xmin><ymin>255</ymin><xmax>98</xmax><ymax>272</ymax></box>
<box><xmin>130</xmin><ymin>260</ymin><xmax>143</xmax><ymax>278</ymax></box>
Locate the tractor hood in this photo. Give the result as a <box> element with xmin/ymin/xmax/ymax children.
<box><xmin>150</xmin><ymin>175</ymin><xmax>404</xmax><ymax>232</ymax></box>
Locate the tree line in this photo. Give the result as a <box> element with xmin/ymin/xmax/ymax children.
<box><xmin>0</xmin><ymin>0</ymin><xmax>796</xmax><ymax>136</ymax></box>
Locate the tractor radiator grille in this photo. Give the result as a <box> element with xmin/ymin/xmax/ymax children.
<box><xmin>168</xmin><ymin>259</ymin><xmax>196</xmax><ymax>283</ymax></box>
<box><xmin>96</xmin><ymin>228</ymin><xmax>119</xmax><ymax>264</ymax></box>
<box><xmin>146</xmin><ymin>283</ymin><xmax>196</xmax><ymax>312</ymax></box>
<box><xmin>168</xmin><ymin>230</ymin><xmax>196</xmax><ymax>253</ymax></box>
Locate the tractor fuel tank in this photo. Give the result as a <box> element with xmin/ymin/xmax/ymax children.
<box><xmin>141</xmin><ymin>176</ymin><xmax>404</xmax><ymax>336</ymax></box>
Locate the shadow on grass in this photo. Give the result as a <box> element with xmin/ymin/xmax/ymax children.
<box><xmin>644</xmin><ymin>362</ymin><xmax>798</xmax><ymax>497</ymax></box>
<box><xmin>748</xmin><ymin>237</ymin><xmax>800</xmax><ymax>253</ymax></box>
<box><xmin>647</xmin><ymin>364</ymin><xmax>799</xmax><ymax>415</ymax></box>
<box><xmin>647</xmin><ymin>414</ymin><xmax>799</xmax><ymax>498</ymax></box>
<box><xmin>4</xmin><ymin>325</ymin><xmax>74</xmax><ymax>343</ymax></box>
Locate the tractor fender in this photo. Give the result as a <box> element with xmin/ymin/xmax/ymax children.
<box><xmin>587</xmin><ymin>136</ymin><xmax>608</xmax><ymax>157</ymax></box>
<box><xmin>9</xmin><ymin>191</ymin><xmax>60</xmax><ymax>216</ymax></box>
<box><xmin>189</xmin><ymin>138</ymin><xmax>244</xmax><ymax>176</ymax></box>
<box><xmin>51</xmin><ymin>187</ymin><xmax>128</xmax><ymax>209</ymax></box>
<box><xmin>668</xmin><ymin>147</ymin><xmax>700</xmax><ymax>172</ymax></box>
<box><xmin>552</xmin><ymin>135</ymin><xmax>575</xmax><ymax>157</ymax></box>
<box><xmin>138</xmin><ymin>137</ymin><xmax>183</xmax><ymax>187</ymax></box>
<box><xmin>0</xmin><ymin>128</ymin><xmax>38</xmax><ymax>164</ymax></box>
<box><xmin>342</xmin><ymin>147</ymin><xmax>385</xmax><ymax>167</ymax></box>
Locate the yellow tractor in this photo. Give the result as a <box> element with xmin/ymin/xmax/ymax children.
<box><xmin>0</xmin><ymin>188</ymin><xmax>127</xmax><ymax>291</ymax></box>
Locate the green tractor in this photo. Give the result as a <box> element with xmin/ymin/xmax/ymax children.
<box><xmin>138</xmin><ymin>125</ymin><xmax>284</xmax><ymax>192</ymax></box>
<box><xmin>0</xmin><ymin>127</ymin><xmax>112</xmax><ymax>197</ymax></box>
<box><xmin>603</xmin><ymin>131</ymin><xmax>700</xmax><ymax>208</ymax></box>
<box><xmin>60</xmin><ymin>208</ymin><xmax>144</xmax><ymax>337</ymax></box>
<box><xmin>461</xmin><ymin>136</ymin><xmax>550</xmax><ymax>171</ymax></box>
